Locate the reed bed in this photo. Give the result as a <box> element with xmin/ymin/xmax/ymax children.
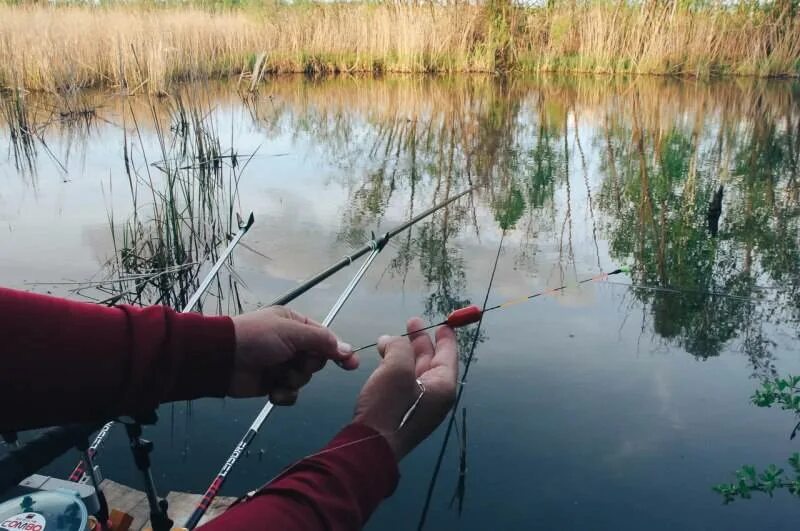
<box><xmin>0</xmin><ymin>2</ymin><xmax>797</xmax><ymax>93</ymax></box>
<box><xmin>97</xmin><ymin>91</ymin><xmax>248</xmax><ymax>312</ymax></box>
<box><xmin>0</xmin><ymin>89</ymin><xmax>37</xmax><ymax>173</ymax></box>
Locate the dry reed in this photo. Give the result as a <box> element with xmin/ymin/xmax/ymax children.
<box><xmin>0</xmin><ymin>3</ymin><xmax>797</xmax><ymax>93</ymax></box>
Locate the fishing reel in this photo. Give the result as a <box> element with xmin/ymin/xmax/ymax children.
<box><xmin>0</xmin><ymin>478</ymin><xmax>188</xmax><ymax>531</ymax></box>
<box><xmin>1</xmin><ymin>476</ymin><xmax>99</xmax><ymax>531</ymax></box>
<box><xmin>0</xmin><ymin>414</ymin><xmax>175</xmax><ymax>531</ymax></box>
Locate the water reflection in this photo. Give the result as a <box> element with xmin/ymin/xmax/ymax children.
<box><xmin>595</xmin><ymin>85</ymin><xmax>799</xmax><ymax>375</ymax></box>
<box><xmin>240</xmin><ymin>76</ymin><xmax>799</xmax><ymax>372</ymax></box>
<box><xmin>1</xmin><ymin>74</ymin><xmax>799</xmax><ymax>529</ymax></box>
<box><xmin>2</xmin><ymin>74</ymin><xmax>798</xmax><ymax>370</ymax></box>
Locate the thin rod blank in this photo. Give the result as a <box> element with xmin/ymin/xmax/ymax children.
<box><xmin>322</xmin><ymin>245</ymin><xmax>382</xmax><ymax>327</ymax></box>
<box><xmin>184</xmin><ymin>212</ymin><xmax>255</xmax><ymax>312</ymax></box>
<box><xmin>184</xmin><ymin>246</ymin><xmax>383</xmax><ymax>529</ymax></box>
<box><xmin>353</xmin><ymin>269</ymin><xmax>626</xmax><ymax>352</ymax></box>
<box><xmin>187</xmin><ymin>192</ymin><xmax>475</xmax><ymax>528</ymax></box>
<box><xmin>269</xmin><ymin>187</ymin><xmax>474</xmax><ymax>307</ymax></box>
<box><xmin>67</xmin><ymin>213</ymin><xmax>256</xmax><ymax>483</ymax></box>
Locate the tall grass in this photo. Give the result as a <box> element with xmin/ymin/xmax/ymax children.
<box><xmin>0</xmin><ymin>2</ymin><xmax>797</xmax><ymax>93</ymax></box>
<box><xmin>97</xmin><ymin>90</ymin><xmax>248</xmax><ymax>312</ymax></box>
<box><xmin>0</xmin><ymin>89</ymin><xmax>37</xmax><ymax>173</ymax></box>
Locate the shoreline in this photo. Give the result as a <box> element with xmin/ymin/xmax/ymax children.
<box><xmin>1</xmin><ymin>2</ymin><xmax>798</xmax><ymax>94</ymax></box>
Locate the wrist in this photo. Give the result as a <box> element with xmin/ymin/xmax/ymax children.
<box><xmin>380</xmin><ymin>431</ymin><xmax>407</xmax><ymax>462</ymax></box>
<box><xmin>353</xmin><ymin>417</ymin><xmax>409</xmax><ymax>462</ymax></box>
<box><xmin>167</xmin><ymin>313</ymin><xmax>236</xmax><ymax>401</ymax></box>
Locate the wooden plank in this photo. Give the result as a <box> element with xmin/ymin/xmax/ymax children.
<box><xmin>145</xmin><ymin>491</ymin><xmax>237</xmax><ymax>529</ymax></box>
<box><xmin>100</xmin><ymin>479</ymin><xmax>235</xmax><ymax>530</ymax></box>
<box><xmin>100</xmin><ymin>479</ymin><xmax>150</xmax><ymax>530</ymax></box>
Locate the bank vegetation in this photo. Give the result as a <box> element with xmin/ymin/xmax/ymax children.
<box><xmin>0</xmin><ymin>0</ymin><xmax>798</xmax><ymax>93</ymax></box>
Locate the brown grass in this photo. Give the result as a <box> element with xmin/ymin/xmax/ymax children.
<box><xmin>0</xmin><ymin>2</ymin><xmax>797</xmax><ymax>93</ymax></box>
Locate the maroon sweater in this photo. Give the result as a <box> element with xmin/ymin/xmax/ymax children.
<box><xmin>0</xmin><ymin>287</ymin><xmax>398</xmax><ymax>530</ymax></box>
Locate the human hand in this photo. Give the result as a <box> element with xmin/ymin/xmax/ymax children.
<box><xmin>353</xmin><ymin>317</ymin><xmax>458</xmax><ymax>461</ymax></box>
<box><xmin>230</xmin><ymin>306</ymin><xmax>358</xmax><ymax>404</ymax></box>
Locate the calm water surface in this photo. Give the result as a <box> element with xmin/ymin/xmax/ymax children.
<box><xmin>1</xmin><ymin>76</ymin><xmax>799</xmax><ymax>530</ymax></box>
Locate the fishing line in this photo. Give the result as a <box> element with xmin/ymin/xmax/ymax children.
<box><xmin>599</xmin><ymin>280</ymin><xmax>760</xmax><ymax>302</ymax></box>
<box><xmin>416</xmin><ymin>230</ymin><xmax>506</xmax><ymax>531</ymax></box>
<box><xmin>353</xmin><ymin>268</ymin><xmax>629</xmax><ymax>353</ymax></box>
<box><xmin>350</xmin><ymin>267</ymin><xmax>776</xmax><ymax>353</ymax></box>
<box><xmin>235</xmin><ymin>433</ymin><xmax>385</xmax><ymax>507</ymax></box>
<box><xmin>184</xmin><ymin>188</ymin><xmax>478</xmax><ymax>529</ymax></box>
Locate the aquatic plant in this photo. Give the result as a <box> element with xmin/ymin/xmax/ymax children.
<box><xmin>90</xmin><ymin>90</ymin><xmax>250</xmax><ymax>313</ymax></box>
<box><xmin>1</xmin><ymin>88</ymin><xmax>38</xmax><ymax>174</ymax></box>
<box><xmin>714</xmin><ymin>375</ymin><xmax>800</xmax><ymax>502</ymax></box>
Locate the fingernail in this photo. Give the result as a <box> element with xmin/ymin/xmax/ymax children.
<box><xmin>377</xmin><ymin>335</ymin><xmax>391</xmax><ymax>349</ymax></box>
<box><xmin>337</xmin><ymin>341</ymin><xmax>353</xmax><ymax>356</ymax></box>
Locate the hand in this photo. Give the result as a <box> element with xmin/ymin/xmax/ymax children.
<box><xmin>353</xmin><ymin>317</ymin><xmax>458</xmax><ymax>461</ymax></box>
<box><xmin>230</xmin><ymin>306</ymin><xmax>358</xmax><ymax>404</ymax></box>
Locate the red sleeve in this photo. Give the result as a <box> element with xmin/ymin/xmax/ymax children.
<box><xmin>201</xmin><ymin>423</ymin><xmax>399</xmax><ymax>531</ymax></box>
<box><xmin>0</xmin><ymin>287</ymin><xmax>235</xmax><ymax>432</ymax></box>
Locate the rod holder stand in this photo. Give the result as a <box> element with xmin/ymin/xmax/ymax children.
<box><xmin>122</xmin><ymin>418</ymin><xmax>173</xmax><ymax>531</ymax></box>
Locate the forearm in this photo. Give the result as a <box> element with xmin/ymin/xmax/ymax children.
<box><xmin>0</xmin><ymin>287</ymin><xmax>235</xmax><ymax>432</ymax></box>
<box><xmin>201</xmin><ymin>423</ymin><xmax>399</xmax><ymax>531</ymax></box>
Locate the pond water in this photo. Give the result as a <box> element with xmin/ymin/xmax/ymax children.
<box><xmin>1</xmin><ymin>75</ymin><xmax>799</xmax><ymax>530</ymax></box>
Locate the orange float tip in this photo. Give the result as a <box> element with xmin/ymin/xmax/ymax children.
<box><xmin>446</xmin><ymin>305</ymin><xmax>483</xmax><ymax>328</ymax></box>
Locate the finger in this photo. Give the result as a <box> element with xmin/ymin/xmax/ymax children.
<box><xmin>376</xmin><ymin>336</ymin><xmax>392</xmax><ymax>359</ymax></box>
<box><xmin>281</xmin><ymin>369</ymin><xmax>312</xmax><ymax>390</ymax></box>
<box><xmin>432</xmin><ymin>325</ymin><xmax>459</xmax><ymax>383</ymax></box>
<box><xmin>272</xmin><ymin>306</ymin><xmax>357</xmax><ymax>360</ymax></box>
<box><xmin>270</xmin><ymin>388</ymin><xmax>299</xmax><ymax>406</ymax></box>
<box><xmin>407</xmin><ymin>317</ymin><xmax>434</xmax><ymax>376</ymax></box>
<box><xmin>295</xmin><ymin>348</ymin><xmax>358</xmax><ymax>373</ymax></box>
<box><xmin>377</xmin><ymin>335</ymin><xmax>415</xmax><ymax>374</ymax></box>
<box><xmin>277</xmin><ymin>319</ymin><xmax>354</xmax><ymax>363</ymax></box>
<box><xmin>270</xmin><ymin>306</ymin><xmax>325</xmax><ymax>328</ymax></box>
<box><xmin>304</xmin><ymin>357</ymin><xmax>326</xmax><ymax>373</ymax></box>
<box><xmin>290</xmin><ymin>344</ymin><xmax>357</xmax><ymax>372</ymax></box>
<box><xmin>337</xmin><ymin>353</ymin><xmax>360</xmax><ymax>371</ymax></box>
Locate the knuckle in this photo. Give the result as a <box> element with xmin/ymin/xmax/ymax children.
<box><xmin>321</xmin><ymin>331</ymin><xmax>337</xmax><ymax>352</ymax></box>
<box><xmin>388</xmin><ymin>335</ymin><xmax>411</xmax><ymax>351</ymax></box>
<box><xmin>270</xmin><ymin>306</ymin><xmax>290</xmax><ymax>319</ymax></box>
<box><xmin>406</xmin><ymin>316</ymin><xmax>424</xmax><ymax>329</ymax></box>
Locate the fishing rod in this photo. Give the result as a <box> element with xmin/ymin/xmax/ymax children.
<box><xmin>0</xmin><ymin>423</ymin><xmax>104</xmax><ymax>494</ymax></box>
<box><xmin>351</xmin><ymin>268</ymin><xmax>771</xmax><ymax>353</ymax></box>
<box><xmin>353</xmin><ymin>267</ymin><xmax>631</xmax><ymax>353</ymax></box>
<box><xmin>185</xmin><ymin>187</ymin><xmax>475</xmax><ymax>528</ymax></box>
<box><xmin>408</xmin><ymin>263</ymin><xmax>761</xmax><ymax>527</ymax></box>
<box><xmin>67</xmin><ymin>212</ymin><xmax>256</xmax><ymax>484</ymax></box>
<box><xmin>417</xmin><ymin>229</ymin><xmax>508</xmax><ymax>530</ymax></box>
<box><xmin>184</xmin><ymin>234</ymin><xmax>388</xmax><ymax>529</ymax></box>
<box><xmin>600</xmin><ymin>280</ymin><xmax>760</xmax><ymax>302</ymax></box>
<box><xmin>269</xmin><ymin>186</ymin><xmax>475</xmax><ymax>306</ymax></box>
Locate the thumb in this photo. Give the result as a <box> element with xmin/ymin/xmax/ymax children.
<box><xmin>377</xmin><ymin>335</ymin><xmax>415</xmax><ymax>374</ymax></box>
<box><xmin>277</xmin><ymin>319</ymin><xmax>340</xmax><ymax>360</ymax></box>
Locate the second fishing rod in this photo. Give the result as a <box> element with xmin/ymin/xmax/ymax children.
<box><xmin>67</xmin><ymin>212</ymin><xmax>256</xmax><ymax>485</ymax></box>
<box><xmin>183</xmin><ymin>187</ymin><xmax>475</xmax><ymax>529</ymax></box>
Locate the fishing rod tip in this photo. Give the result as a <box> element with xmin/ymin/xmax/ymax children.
<box><xmin>242</xmin><ymin>212</ymin><xmax>255</xmax><ymax>230</ymax></box>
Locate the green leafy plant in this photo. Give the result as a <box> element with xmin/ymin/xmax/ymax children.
<box><xmin>714</xmin><ymin>459</ymin><xmax>800</xmax><ymax>503</ymax></box>
<box><xmin>752</xmin><ymin>375</ymin><xmax>800</xmax><ymax>425</ymax></box>
<box><xmin>714</xmin><ymin>376</ymin><xmax>800</xmax><ymax>503</ymax></box>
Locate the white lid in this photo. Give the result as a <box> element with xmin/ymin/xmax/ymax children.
<box><xmin>0</xmin><ymin>491</ymin><xmax>87</xmax><ymax>531</ymax></box>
